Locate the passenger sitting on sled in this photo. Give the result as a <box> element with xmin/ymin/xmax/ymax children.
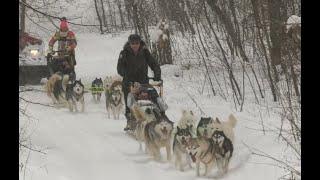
<box><xmin>126</xmin><ymin>82</ymin><xmax>168</xmax><ymax>113</ymax></box>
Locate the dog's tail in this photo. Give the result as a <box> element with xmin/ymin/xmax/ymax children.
<box><xmin>227</xmin><ymin>114</ymin><xmax>237</xmax><ymax>128</ymax></box>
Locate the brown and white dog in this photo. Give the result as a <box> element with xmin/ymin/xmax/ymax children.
<box><xmin>45</xmin><ymin>73</ymin><xmax>69</xmax><ymax>107</ymax></box>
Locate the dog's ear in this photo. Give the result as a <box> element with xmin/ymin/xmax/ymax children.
<box><xmin>215</xmin><ymin>117</ymin><xmax>221</xmax><ymax>124</ymax></box>
<box><xmin>190</xmin><ymin>110</ymin><xmax>194</xmax><ymax>116</ymax></box>
<box><xmin>177</xmin><ymin>126</ymin><xmax>181</xmax><ymax>132</ymax></box>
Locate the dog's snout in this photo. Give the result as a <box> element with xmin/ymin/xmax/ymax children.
<box><xmin>182</xmin><ymin>136</ymin><xmax>185</xmax><ymax>140</ymax></box>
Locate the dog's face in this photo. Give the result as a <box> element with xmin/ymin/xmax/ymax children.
<box><xmin>211</xmin><ymin>130</ymin><xmax>225</xmax><ymax>147</ymax></box>
<box><xmin>73</xmin><ymin>80</ymin><xmax>84</xmax><ymax>94</ymax></box>
<box><xmin>104</xmin><ymin>76</ymin><xmax>113</xmax><ymax>90</ymax></box>
<box><xmin>186</xmin><ymin>139</ymin><xmax>201</xmax><ymax>162</ymax></box>
<box><xmin>111</xmin><ymin>90</ymin><xmax>122</xmax><ymax>103</ymax></box>
<box><xmin>197</xmin><ymin>117</ymin><xmax>214</xmax><ymax>138</ymax></box>
<box><xmin>154</xmin><ymin>119</ymin><xmax>173</xmax><ymax>139</ymax></box>
<box><xmin>176</xmin><ymin>126</ymin><xmax>192</xmax><ymax>145</ymax></box>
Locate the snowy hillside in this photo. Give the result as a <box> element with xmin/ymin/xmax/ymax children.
<box><xmin>19</xmin><ymin>32</ymin><xmax>291</xmax><ymax>180</ymax></box>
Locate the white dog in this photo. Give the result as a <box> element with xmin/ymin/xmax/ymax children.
<box><xmin>210</xmin><ymin>114</ymin><xmax>237</xmax><ymax>143</ymax></box>
<box><xmin>177</xmin><ymin>110</ymin><xmax>197</xmax><ymax>137</ymax></box>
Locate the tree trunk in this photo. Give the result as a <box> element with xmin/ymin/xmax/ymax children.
<box><xmin>116</xmin><ymin>0</ymin><xmax>125</xmax><ymax>30</ymax></box>
<box><xmin>94</xmin><ymin>0</ymin><xmax>104</xmax><ymax>34</ymax></box>
<box><xmin>268</xmin><ymin>0</ymin><xmax>283</xmax><ymax>67</ymax></box>
<box><xmin>100</xmin><ymin>0</ymin><xmax>108</xmax><ymax>29</ymax></box>
<box><xmin>251</xmin><ymin>0</ymin><xmax>277</xmax><ymax>101</ymax></box>
<box><xmin>20</xmin><ymin>0</ymin><xmax>26</xmax><ymax>33</ymax></box>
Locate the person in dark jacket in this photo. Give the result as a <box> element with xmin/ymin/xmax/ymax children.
<box><xmin>117</xmin><ymin>34</ymin><xmax>161</xmax><ymax>131</ymax></box>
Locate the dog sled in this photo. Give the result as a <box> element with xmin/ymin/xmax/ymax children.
<box><xmin>47</xmin><ymin>50</ymin><xmax>76</xmax><ymax>81</ymax></box>
<box><xmin>125</xmin><ymin>78</ymin><xmax>168</xmax><ymax>132</ymax></box>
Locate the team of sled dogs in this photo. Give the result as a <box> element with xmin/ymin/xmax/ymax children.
<box><xmin>133</xmin><ymin>107</ymin><xmax>237</xmax><ymax>177</ymax></box>
<box><xmin>44</xmin><ymin>73</ymin><xmax>124</xmax><ymax>117</ymax></box>
<box><xmin>44</xmin><ymin>72</ymin><xmax>237</xmax><ymax>177</ymax></box>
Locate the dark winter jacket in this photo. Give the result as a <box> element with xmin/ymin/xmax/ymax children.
<box><xmin>117</xmin><ymin>40</ymin><xmax>161</xmax><ymax>86</ymax></box>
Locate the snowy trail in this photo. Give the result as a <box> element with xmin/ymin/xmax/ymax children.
<box><xmin>20</xmin><ymin>33</ymin><xmax>284</xmax><ymax>180</ymax></box>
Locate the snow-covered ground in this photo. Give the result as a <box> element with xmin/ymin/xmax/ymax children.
<box><xmin>19</xmin><ymin>32</ymin><xmax>290</xmax><ymax>180</ymax></box>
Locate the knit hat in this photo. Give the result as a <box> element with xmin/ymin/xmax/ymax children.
<box><xmin>60</xmin><ymin>19</ymin><xmax>69</xmax><ymax>32</ymax></box>
<box><xmin>128</xmin><ymin>34</ymin><xmax>141</xmax><ymax>43</ymax></box>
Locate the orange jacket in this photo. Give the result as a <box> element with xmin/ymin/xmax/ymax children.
<box><xmin>49</xmin><ymin>31</ymin><xmax>77</xmax><ymax>52</ymax></box>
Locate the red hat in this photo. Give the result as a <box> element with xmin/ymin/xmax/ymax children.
<box><xmin>60</xmin><ymin>20</ymin><xmax>69</xmax><ymax>31</ymax></box>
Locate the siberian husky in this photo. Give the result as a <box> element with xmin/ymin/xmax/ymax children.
<box><xmin>66</xmin><ymin>79</ymin><xmax>85</xmax><ymax>112</ymax></box>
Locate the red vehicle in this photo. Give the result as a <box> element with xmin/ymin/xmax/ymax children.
<box><xmin>19</xmin><ymin>30</ymin><xmax>49</xmax><ymax>85</ymax></box>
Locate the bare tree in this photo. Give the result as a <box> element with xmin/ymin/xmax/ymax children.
<box><xmin>94</xmin><ymin>0</ymin><xmax>104</xmax><ymax>34</ymax></box>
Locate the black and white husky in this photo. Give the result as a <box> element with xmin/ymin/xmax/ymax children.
<box><xmin>173</xmin><ymin>126</ymin><xmax>193</xmax><ymax>171</ymax></box>
<box><xmin>197</xmin><ymin>117</ymin><xmax>214</xmax><ymax>139</ymax></box>
<box><xmin>66</xmin><ymin>79</ymin><xmax>85</xmax><ymax>112</ymax></box>
<box><xmin>211</xmin><ymin>130</ymin><xmax>233</xmax><ymax>175</ymax></box>
<box><xmin>91</xmin><ymin>77</ymin><xmax>103</xmax><ymax>102</ymax></box>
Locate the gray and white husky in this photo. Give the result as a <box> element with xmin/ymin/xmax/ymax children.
<box><xmin>131</xmin><ymin>101</ymin><xmax>157</xmax><ymax>152</ymax></box>
<box><xmin>66</xmin><ymin>79</ymin><xmax>85</xmax><ymax>112</ymax></box>
<box><xmin>211</xmin><ymin>130</ymin><xmax>233</xmax><ymax>175</ymax></box>
<box><xmin>197</xmin><ymin>117</ymin><xmax>215</xmax><ymax>139</ymax></box>
<box><xmin>144</xmin><ymin>109</ymin><xmax>174</xmax><ymax>161</ymax></box>
<box><xmin>173</xmin><ymin>126</ymin><xmax>193</xmax><ymax>171</ymax></box>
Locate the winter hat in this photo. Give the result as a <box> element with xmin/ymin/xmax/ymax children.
<box><xmin>128</xmin><ymin>34</ymin><xmax>141</xmax><ymax>43</ymax></box>
<box><xmin>60</xmin><ymin>18</ymin><xmax>69</xmax><ymax>32</ymax></box>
